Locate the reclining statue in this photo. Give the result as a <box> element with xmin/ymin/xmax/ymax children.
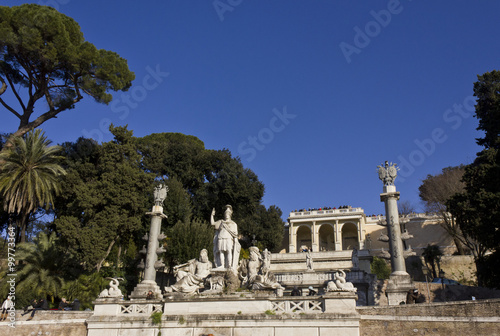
<box><xmin>165</xmin><ymin>249</ymin><xmax>213</xmax><ymax>295</ymax></box>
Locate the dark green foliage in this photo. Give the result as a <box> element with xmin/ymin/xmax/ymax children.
<box><xmin>61</xmin><ymin>272</ymin><xmax>108</xmax><ymax>310</ymax></box>
<box><xmin>47</xmin><ymin>127</ymin><xmax>284</xmax><ymax>297</ymax></box>
<box><xmin>476</xmin><ymin>251</ymin><xmax>500</xmax><ymax>289</ymax></box>
<box><xmin>0</xmin><ymin>4</ymin><xmax>135</xmax><ymax>138</ymax></box>
<box><xmin>422</xmin><ymin>244</ymin><xmax>442</xmax><ymax>279</ymax></box>
<box><xmin>473</xmin><ymin>71</ymin><xmax>500</xmax><ymax>150</ymax></box>
<box><xmin>251</xmin><ymin>205</ymin><xmax>285</xmax><ymax>252</ymax></box>
<box><xmin>167</xmin><ymin>218</ymin><xmax>214</xmax><ymax>265</ymax></box>
<box><xmin>0</xmin><ymin>232</ymin><xmax>67</xmax><ymax>306</ymax></box>
<box><xmin>370</xmin><ymin>256</ymin><xmax>391</xmax><ymax>280</ymax></box>
<box><xmin>135</xmin><ymin>132</ymin><xmax>285</xmax><ymax>252</ymax></box>
<box><xmin>447</xmin><ymin>70</ymin><xmax>500</xmax><ymax>287</ymax></box>
<box><xmin>136</xmin><ymin>133</ymin><xmax>205</xmax><ymax>193</ymax></box>
<box><xmin>54</xmin><ymin>126</ymin><xmax>154</xmax><ymax>271</ymax></box>
<box><xmin>163</xmin><ymin>178</ymin><xmax>193</xmax><ymax>228</ymax></box>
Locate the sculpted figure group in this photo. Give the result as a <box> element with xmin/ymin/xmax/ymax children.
<box><xmin>162</xmin><ymin>205</ymin><xmax>357</xmax><ymax>297</ymax></box>
<box><xmin>238</xmin><ymin>246</ymin><xmax>283</xmax><ymax>292</ymax></box>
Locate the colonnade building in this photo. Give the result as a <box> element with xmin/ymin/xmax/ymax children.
<box><xmin>287</xmin><ymin>207</ymin><xmax>370</xmax><ymax>253</ymax></box>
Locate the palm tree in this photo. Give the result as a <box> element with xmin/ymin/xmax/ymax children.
<box><xmin>14</xmin><ymin>232</ymin><xmax>66</xmax><ymax>303</ymax></box>
<box><xmin>0</xmin><ymin>129</ymin><xmax>66</xmax><ymax>243</ymax></box>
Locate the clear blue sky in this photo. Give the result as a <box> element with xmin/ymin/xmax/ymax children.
<box><xmin>2</xmin><ymin>1</ymin><xmax>498</xmax><ymax>220</ymax></box>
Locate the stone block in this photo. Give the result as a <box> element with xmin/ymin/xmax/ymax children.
<box><xmin>275</xmin><ymin>327</ymin><xmax>319</xmax><ymax>336</ymax></box>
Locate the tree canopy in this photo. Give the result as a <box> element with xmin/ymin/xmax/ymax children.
<box><xmin>53</xmin><ymin>127</ymin><xmax>285</xmax><ymax>275</ymax></box>
<box><xmin>0</xmin><ymin>4</ymin><xmax>134</xmax><ymax>139</ymax></box>
<box><xmin>447</xmin><ymin>70</ymin><xmax>500</xmax><ymax>288</ymax></box>
<box><xmin>54</xmin><ymin>126</ymin><xmax>154</xmax><ymax>272</ymax></box>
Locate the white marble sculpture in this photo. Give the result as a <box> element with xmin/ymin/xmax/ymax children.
<box><xmin>239</xmin><ymin>246</ymin><xmax>284</xmax><ymax>294</ymax></box>
<box><xmin>377</xmin><ymin>161</ymin><xmax>399</xmax><ymax>186</ymax></box>
<box><xmin>153</xmin><ymin>184</ymin><xmax>168</xmax><ymax>207</ymax></box>
<box><xmin>211</xmin><ymin>205</ymin><xmax>241</xmax><ymax>270</ymax></box>
<box><xmin>325</xmin><ymin>270</ymin><xmax>357</xmax><ymax>293</ymax></box>
<box><xmin>165</xmin><ymin>249</ymin><xmax>213</xmax><ymax>295</ymax></box>
<box><xmin>306</xmin><ymin>249</ymin><xmax>313</xmax><ymax>270</ymax></box>
<box><xmin>352</xmin><ymin>248</ymin><xmax>359</xmax><ymax>269</ymax></box>
<box><xmin>99</xmin><ymin>278</ymin><xmax>124</xmax><ymax>298</ymax></box>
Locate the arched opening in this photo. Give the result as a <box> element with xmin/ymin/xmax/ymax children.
<box><xmin>341</xmin><ymin>222</ymin><xmax>359</xmax><ymax>250</ymax></box>
<box><xmin>318</xmin><ymin>224</ymin><xmax>335</xmax><ymax>251</ymax></box>
<box><xmin>296</xmin><ymin>225</ymin><xmax>312</xmax><ymax>252</ymax></box>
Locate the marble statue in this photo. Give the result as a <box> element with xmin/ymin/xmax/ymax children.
<box><xmin>262</xmin><ymin>248</ymin><xmax>271</xmax><ymax>276</ymax></box>
<box><xmin>352</xmin><ymin>248</ymin><xmax>359</xmax><ymax>269</ymax></box>
<box><xmin>239</xmin><ymin>246</ymin><xmax>284</xmax><ymax>294</ymax></box>
<box><xmin>377</xmin><ymin>161</ymin><xmax>399</xmax><ymax>186</ymax></box>
<box><xmin>306</xmin><ymin>249</ymin><xmax>313</xmax><ymax>270</ymax></box>
<box><xmin>99</xmin><ymin>278</ymin><xmax>124</xmax><ymax>298</ymax></box>
<box><xmin>153</xmin><ymin>184</ymin><xmax>168</xmax><ymax>207</ymax></box>
<box><xmin>165</xmin><ymin>249</ymin><xmax>213</xmax><ymax>295</ymax></box>
<box><xmin>325</xmin><ymin>270</ymin><xmax>357</xmax><ymax>293</ymax></box>
<box><xmin>211</xmin><ymin>205</ymin><xmax>241</xmax><ymax>269</ymax></box>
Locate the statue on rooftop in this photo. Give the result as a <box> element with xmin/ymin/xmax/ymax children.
<box><xmin>211</xmin><ymin>205</ymin><xmax>241</xmax><ymax>270</ymax></box>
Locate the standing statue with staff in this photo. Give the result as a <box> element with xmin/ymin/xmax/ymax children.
<box><xmin>211</xmin><ymin>205</ymin><xmax>241</xmax><ymax>270</ymax></box>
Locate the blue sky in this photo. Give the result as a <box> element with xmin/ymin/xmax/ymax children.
<box><xmin>2</xmin><ymin>1</ymin><xmax>498</xmax><ymax>220</ymax></box>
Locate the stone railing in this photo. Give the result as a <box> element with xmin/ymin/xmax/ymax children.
<box><xmin>289</xmin><ymin>208</ymin><xmax>364</xmax><ymax>217</ymax></box>
<box><xmin>119</xmin><ymin>302</ymin><xmax>163</xmax><ymax>315</ymax></box>
<box><xmin>275</xmin><ymin>272</ymin><xmax>335</xmax><ymax>283</ymax></box>
<box><xmin>93</xmin><ymin>293</ymin><xmax>358</xmax><ymax>317</ymax></box>
<box><xmin>270</xmin><ymin>298</ymin><xmax>323</xmax><ymax>314</ymax></box>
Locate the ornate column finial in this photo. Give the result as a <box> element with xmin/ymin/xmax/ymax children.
<box><xmin>153</xmin><ymin>184</ymin><xmax>168</xmax><ymax>207</ymax></box>
<box><xmin>377</xmin><ymin>161</ymin><xmax>399</xmax><ymax>186</ymax></box>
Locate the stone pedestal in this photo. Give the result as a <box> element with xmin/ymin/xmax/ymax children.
<box><xmin>129</xmin><ymin>281</ymin><xmax>163</xmax><ymax>300</ymax></box>
<box><xmin>386</xmin><ymin>272</ymin><xmax>413</xmax><ymax>305</ymax></box>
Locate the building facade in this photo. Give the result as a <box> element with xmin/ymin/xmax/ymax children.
<box><xmin>287</xmin><ymin>207</ymin><xmax>369</xmax><ymax>253</ymax></box>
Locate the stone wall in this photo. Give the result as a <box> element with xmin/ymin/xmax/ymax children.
<box><xmin>358</xmin><ymin>298</ymin><xmax>500</xmax><ymax>336</ymax></box>
<box><xmin>0</xmin><ymin>310</ymin><xmax>92</xmax><ymax>336</ymax></box>
<box><xmin>2</xmin><ymin>299</ymin><xmax>499</xmax><ymax>336</ymax></box>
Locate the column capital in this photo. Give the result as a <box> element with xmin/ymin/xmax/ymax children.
<box><xmin>146</xmin><ymin>211</ymin><xmax>168</xmax><ymax>219</ymax></box>
<box><xmin>380</xmin><ymin>191</ymin><xmax>400</xmax><ymax>202</ymax></box>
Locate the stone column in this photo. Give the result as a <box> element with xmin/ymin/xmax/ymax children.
<box><xmin>380</xmin><ymin>185</ymin><xmax>407</xmax><ymax>275</ymax></box>
<box><xmin>130</xmin><ymin>186</ymin><xmax>168</xmax><ymax>300</ymax></box>
<box><xmin>143</xmin><ymin>207</ymin><xmax>167</xmax><ymax>282</ymax></box>
<box><xmin>377</xmin><ymin>162</ymin><xmax>413</xmax><ymax>305</ymax></box>
<box><xmin>289</xmin><ymin>222</ymin><xmax>296</xmax><ymax>253</ymax></box>
<box><xmin>334</xmin><ymin>220</ymin><xmax>342</xmax><ymax>251</ymax></box>
<box><xmin>312</xmin><ymin>221</ymin><xmax>318</xmax><ymax>252</ymax></box>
